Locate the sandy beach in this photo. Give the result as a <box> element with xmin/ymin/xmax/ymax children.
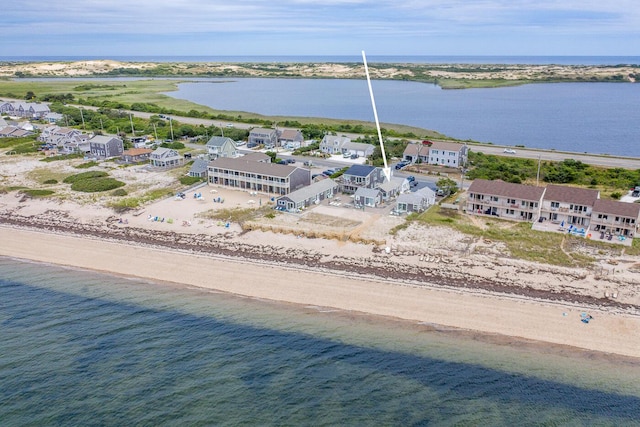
<box><xmin>1</xmin><ymin>186</ymin><xmax>640</xmax><ymax>359</ymax></box>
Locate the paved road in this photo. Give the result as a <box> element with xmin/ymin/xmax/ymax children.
<box><xmin>467</xmin><ymin>144</ymin><xmax>640</xmax><ymax>169</ymax></box>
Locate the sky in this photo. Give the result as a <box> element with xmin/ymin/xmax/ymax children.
<box><xmin>1</xmin><ymin>0</ymin><xmax>639</xmax><ymax>57</ymax></box>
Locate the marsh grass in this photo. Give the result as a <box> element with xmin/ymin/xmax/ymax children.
<box><xmin>20</xmin><ymin>189</ymin><xmax>55</xmax><ymax>198</ymax></box>
<box><xmin>195</xmin><ymin>206</ymin><xmax>271</xmax><ymax>225</ymax></box>
<box><xmin>106</xmin><ymin>188</ymin><xmax>175</xmax><ymax>212</ymax></box>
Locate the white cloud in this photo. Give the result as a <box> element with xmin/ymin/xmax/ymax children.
<box><xmin>1</xmin><ymin>0</ymin><xmax>639</xmax><ymax>55</ymax></box>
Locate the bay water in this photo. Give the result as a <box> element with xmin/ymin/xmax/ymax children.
<box><xmin>168</xmin><ymin>78</ymin><xmax>640</xmax><ymax>157</ymax></box>
<box><xmin>2</xmin><ymin>257</ymin><xmax>639</xmax><ymax>425</ymax></box>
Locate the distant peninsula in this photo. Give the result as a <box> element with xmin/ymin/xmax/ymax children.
<box><xmin>0</xmin><ymin>59</ymin><xmax>638</xmax><ymax>89</ymax></box>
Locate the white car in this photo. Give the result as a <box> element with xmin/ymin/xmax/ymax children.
<box><xmin>503</xmin><ymin>148</ymin><xmax>516</xmax><ymax>154</ymax></box>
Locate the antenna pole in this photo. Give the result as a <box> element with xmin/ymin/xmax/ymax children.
<box><xmin>362</xmin><ymin>50</ymin><xmax>390</xmax><ymax>182</ymax></box>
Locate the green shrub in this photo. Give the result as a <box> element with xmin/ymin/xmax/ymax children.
<box><xmin>179</xmin><ymin>175</ymin><xmax>202</xmax><ymax>186</ymax></box>
<box><xmin>111</xmin><ymin>188</ymin><xmax>128</xmax><ymax>197</ymax></box>
<box><xmin>21</xmin><ymin>189</ymin><xmax>55</xmax><ymax>197</ymax></box>
<box><xmin>75</xmin><ymin>161</ymin><xmax>99</xmax><ymax>169</ymax></box>
<box><xmin>71</xmin><ymin>177</ymin><xmax>125</xmax><ymax>192</ymax></box>
<box><xmin>40</xmin><ymin>153</ymin><xmax>83</xmax><ymax>162</ymax></box>
<box><xmin>63</xmin><ymin>171</ymin><xmax>108</xmax><ymax>183</ymax></box>
<box><xmin>42</xmin><ymin>179</ymin><xmax>58</xmax><ymax>184</ymax></box>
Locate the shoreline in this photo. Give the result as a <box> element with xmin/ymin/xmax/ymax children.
<box><xmin>2</xmin><ymin>221</ymin><xmax>640</xmax><ymax>360</ymax></box>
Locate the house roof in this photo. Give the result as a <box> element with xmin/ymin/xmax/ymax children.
<box><xmin>278</xmin><ymin>179</ymin><xmax>338</xmax><ymax>204</ymax></box>
<box><xmin>206</xmin><ymin>136</ymin><xmax>235</xmax><ymax>148</ymax></box>
<box><xmin>344</xmin><ymin>164</ymin><xmax>377</xmax><ymax>177</ymax></box>
<box><xmin>397</xmin><ymin>189</ymin><xmax>429</xmax><ymax>204</ymax></box>
<box><xmin>240</xmin><ymin>152</ymin><xmax>271</xmax><ymax>162</ymax></box>
<box><xmin>152</xmin><ymin>147</ymin><xmax>180</xmax><ymax>157</ymax></box>
<box><xmin>544</xmin><ymin>184</ymin><xmax>599</xmax><ymax>206</ymax></box>
<box><xmin>321</xmin><ymin>135</ymin><xmax>350</xmax><ymax>145</ymax></box>
<box><xmin>378</xmin><ymin>176</ymin><xmax>405</xmax><ymax>193</ymax></box>
<box><xmin>593</xmin><ymin>199</ymin><xmax>640</xmax><ymax>219</ymax></box>
<box><xmin>467</xmin><ymin>179</ymin><xmax>546</xmax><ymax>201</ymax></box>
<box><xmin>403</xmin><ymin>142</ymin><xmax>431</xmax><ymax>157</ymax></box>
<box><xmin>279</xmin><ymin>129</ymin><xmax>302</xmax><ymax>140</ymax></box>
<box><xmin>355</xmin><ymin>187</ymin><xmax>381</xmax><ymax>197</ymax></box>
<box><xmin>249</xmin><ymin>127</ymin><xmax>276</xmax><ymax>135</ymax></box>
<box><xmin>210</xmin><ymin>156</ymin><xmax>298</xmax><ymax>178</ymax></box>
<box><xmin>89</xmin><ymin>134</ymin><xmax>121</xmax><ymax>145</ymax></box>
<box><xmin>342</xmin><ymin>141</ymin><xmax>374</xmax><ymax>152</ymax></box>
<box><xmin>123</xmin><ymin>148</ymin><xmax>152</xmax><ymax>156</ymax></box>
<box><xmin>189</xmin><ymin>158</ymin><xmax>209</xmax><ymax>174</ymax></box>
<box><xmin>430</xmin><ymin>141</ymin><xmax>467</xmax><ymax>152</ymax></box>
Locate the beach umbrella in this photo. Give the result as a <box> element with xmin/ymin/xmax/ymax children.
<box><xmin>560</xmin><ymin>220</ymin><xmax>565</xmax><ymax>227</ymax></box>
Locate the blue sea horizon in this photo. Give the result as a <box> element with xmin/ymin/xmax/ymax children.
<box><xmin>2</xmin><ymin>55</ymin><xmax>639</xmax><ymax>65</ymax></box>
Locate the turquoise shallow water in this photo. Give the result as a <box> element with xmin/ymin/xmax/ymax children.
<box><xmin>1</xmin><ymin>257</ymin><xmax>639</xmax><ymax>426</ymax></box>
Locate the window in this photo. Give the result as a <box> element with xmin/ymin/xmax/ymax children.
<box><xmin>551</xmin><ymin>202</ymin><xmax>559</xmax><ymax>208</ymax></box>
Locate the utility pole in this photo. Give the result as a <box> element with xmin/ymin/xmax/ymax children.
<box><xmin>80</xmin><ymin>109</ymin><xmax>85</xmax><ymax>130</ymax></box>
<box><xmin>536</xmin><ymin>155</ymin><xmax>542</xmax><ymax>186</ymax></box>
<box><xmin>129</xmin><ymin>114</ymin><xmax>135</xmax><ymax>136</ymax></box>
<box><xmin>169</xmin><ymin>117</ymin><xmax>174</xmax><ymax>141</ymax></box>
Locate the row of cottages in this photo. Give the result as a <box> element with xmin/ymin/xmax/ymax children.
<box><xmin>466</xmin><ymin>179</ymin><xmax>640</xmax><ymax>245</ymax></box>
<box><xmin>0</xmin><ymin>101</ymin><xmax>50</xmax><ymax>119</ymax></box>
<box><xmin>319</xmin><ymin>135</ymin><xmax>375</xmax><ymax>158</ymax></box>
<box><xmin>276</xmin><ymin>179</ymin><xmax>340</xmax><ymax>211</ymax></box>
<box><xmin>403</xmin><ymin>141</ymin><xmax>469</xmax><ymax>168</ymax></box>
<box><xmin>39</xmin><ymin>125</ymin><xmax>90</xmax><ymax>153</ymax></box>
<box><xmin>207</xmin><ymin>156</ymin><xmax>311</xmax><ymax>195</ymax></box>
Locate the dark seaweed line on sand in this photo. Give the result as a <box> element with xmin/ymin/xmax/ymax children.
<box><xmin>1</xmin><ymin>213</ymin><xmax>637</xmax><ymax>313</ymax></box>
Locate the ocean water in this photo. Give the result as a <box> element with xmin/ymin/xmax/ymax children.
<box><xmin>3</xmin><ymin>55</ymin><xmax>639</xmax><ymax>65</ymax></box>
<box><xmin>1</xmin><ymin>256</ymin><xmax>640</xmax><ymax>426</ymax></box>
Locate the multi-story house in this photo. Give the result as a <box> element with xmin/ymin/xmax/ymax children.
<box><xmin>319</xmin><ymin>135</ymin><xmax>351</xmax><ymax>155</ymax></box>
<box><xmin>205</xmin><ymin>136</ymin><xmax>237</xmax><ymax>160</ymax></box>
<box><xmin>278</xmin><ymin>129</ymin><xmax>304</xmax><ymax>150</ymax></box>
<box><xmin>340</xmin><ymin>165</ymin><xmax>386</xmax><ymax>194</ymax></box>
<box><xmin>427</xmin><ymin>141</ymin><xmax>469</xmax><ymax>168</ymax></box>
<box><xmin>88</xmin><ymin>135</ymin><xmax>124</xmax><ymax>159</ymax></box>
<box><xmin>248</xmin><ymin>128</ymin><xmax>278</xmax><ymax>148</ymax></box>
<box><xmin>207</xmin><ymin>157</ymin><xmax>310</xmax><ymax>195</ymax></box>
<box><xmin>149</xmin><ymin>147</ymin><xmax>183</xmax><ymax>168</ymax></box>
<box><xmin>403</xmin><ymin>141</ymin><xmax>468</xmax><ymax>168</ymax></box>
<box><xmin>466</xmin><ymin>179</ymin><xmax>545</xmax><ymax>222</ymax></box>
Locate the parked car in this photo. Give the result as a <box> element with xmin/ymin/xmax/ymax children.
<box><xmin>503</xmin><ymin>148</ymin><xmax>516</xmax><ymax>154</ymax></box>
<box><xmin>395</xmin><ymin>161</ymin><xmax>409</xmax><ymax>170</ymax></box>
<box><xmin>350</xmin><ymin>153</ymin><xmax>359</xmax><ymax>159</ymax></box>
<box><xmin>407</xmin><ymin>175</ymin><xmax>416</xmax><ymax>182</ymax></box>
<box><xmin>285</xmin><ymin>158</ymin><xmax>295</xmax><ymax>164</ymax></box>
<box><xmin>303</xmin><ymin>160</ymin><xmax>313</xmax><ymax>167</ymax></box>
<box><xmin>322</xmin><ymin>169</ymin><xmax>336</xmax><ymax>176</ymax></box>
